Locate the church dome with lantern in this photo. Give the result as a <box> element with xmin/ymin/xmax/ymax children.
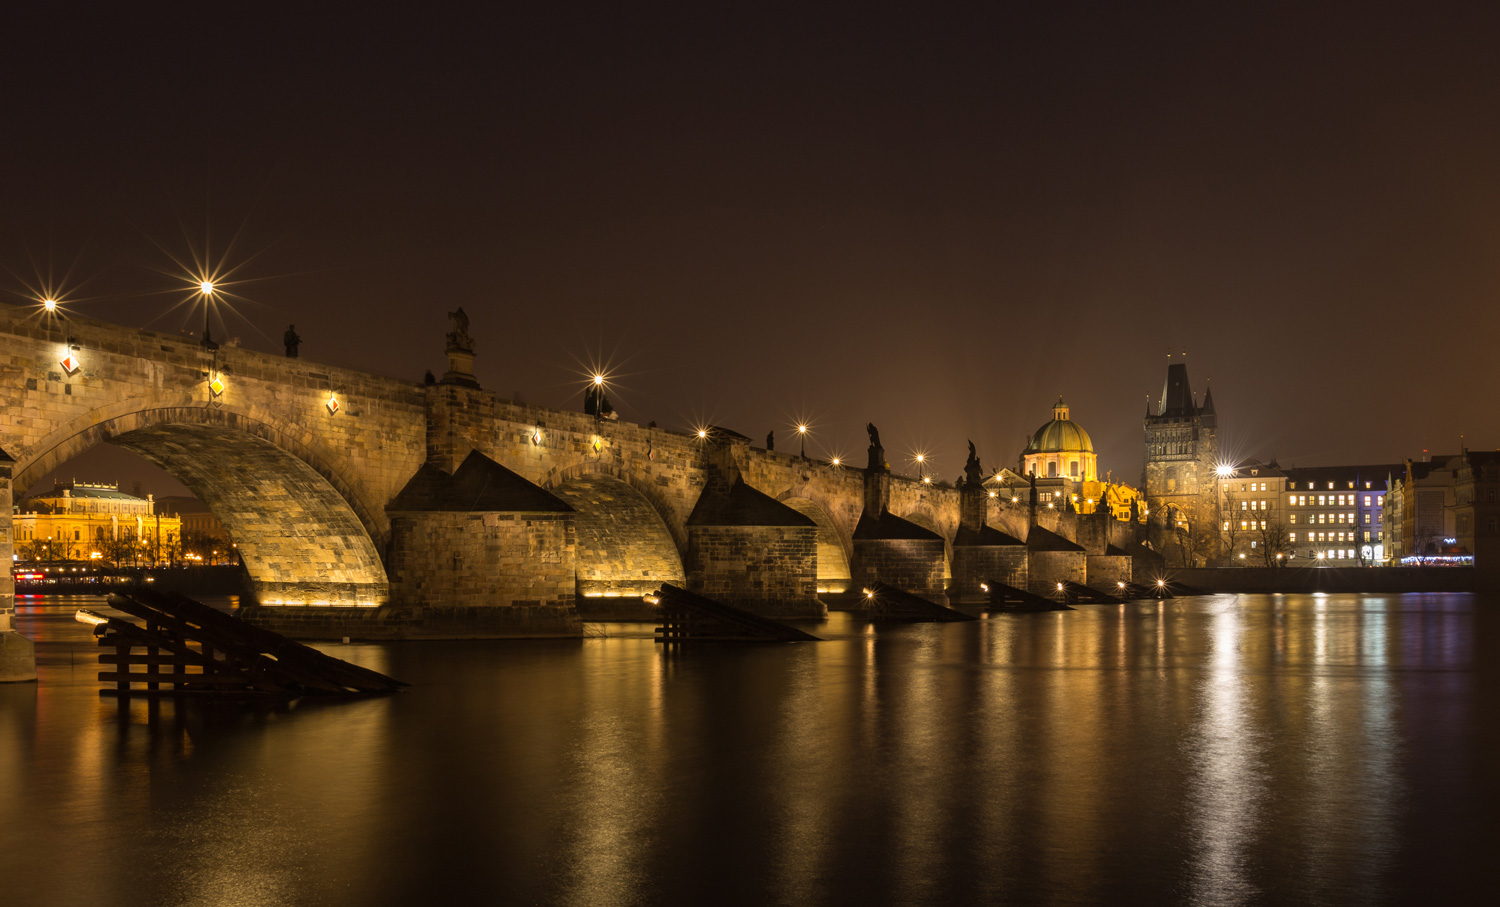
<box><xmin>1021</xmin><ymin>397</ymin><xmax>1098</xmax><ymax>481</ymax></box>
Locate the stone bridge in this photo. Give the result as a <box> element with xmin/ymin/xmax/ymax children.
<box><xmin>1</xmin><ymin>302</ymin><xmax>1138</xmax><ymax>638</ymax></box>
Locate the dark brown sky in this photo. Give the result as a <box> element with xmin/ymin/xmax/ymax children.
<box><xmin>8</xmin><ymin>3</ymin><xmax>1499</xmax><ymax>496</ymax></box>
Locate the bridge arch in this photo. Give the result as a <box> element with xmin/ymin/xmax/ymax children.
<box><xmin>11</xmin><ymin>403</ymin><xmax>391</xmax><ymax>608</ymax></box>
<box><xmin>543</xmin><ymin>464</ymin><xmax>686</xmax><ymax>599</ymax></box>
<box><xmin>774</xmin><ymin>493</ymin><xmax>854</xmax><ymax>594</ymax></box>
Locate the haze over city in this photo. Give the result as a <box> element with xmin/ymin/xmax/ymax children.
<box><xmin>8</xmin><ymin>4</ymin><xmax>1498</xmax><ymax>487</ymax></box>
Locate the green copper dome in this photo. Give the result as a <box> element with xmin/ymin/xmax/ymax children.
<box><xmin>1024</xmin><ymin>397</ymin><xmax>1094</xmax><ymax>455</ymax></box>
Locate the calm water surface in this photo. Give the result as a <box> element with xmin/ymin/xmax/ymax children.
<box><xmin>1</xmin><ymin>593</ymin><xmax>1495</xmax><ymax>906</ymax></box>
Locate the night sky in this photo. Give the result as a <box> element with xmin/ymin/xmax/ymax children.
<box><xmin>8</xmin><ymin>4</ymin><xmax>1499</xmax><ymax>497</ymax></box>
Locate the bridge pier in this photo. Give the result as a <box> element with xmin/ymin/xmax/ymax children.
<box><xmin>849</xmin><ymin>433</ymin><xmax>949</xmax><ymax>607</ymax></box>
<box><xmin>686</xmin><ymin>474</ymin><xmax>824</xmax><ymax>620</ymax></box>
<box><xmin>0</xmin><ymin>448</ymin><xmax>38</xmax><ymax>682</ymax></box>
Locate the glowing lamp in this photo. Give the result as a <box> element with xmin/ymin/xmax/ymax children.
<box><xmin>830</xmin><ymin>457</ymin><xmax>841</xmax><ymax>467</ymax></box>
<box><xmin>326</xmin><ymin>393</ymin><xmax>340</xmax><ymax>415</ymax></box>
<box><xmin>980</xmin><ymin>583</ymin><xmax>989</xmax><ymax>593</ymax></box>
<box><xmin>797</xmin><ymin>424</ymin><xmax>808</xmax><ymax>435</ymax></box>
<box><xmin>1057</xmin><ymin>583</ymin><xmax>1064</xmax><ymax>591</ymax></box>
<box><xmin>1216</xmin><ymin>464</ymin><xmax>1234</xmax><ymax>478</ymax></box>
<box><xmin>1156</xmin><ymin>579</ymin><xmax>1166</xmax><ymax>587</ymax></box>
<box><xmin>922</xmin><ymin>476</ymin><xmax>931</xmax><ymax>484</ymax></box>
<box><xmin>593</xmin><ymin>374</ymin><xmax>605</xmax><ymax>386</ymax></box>
<box><xmin>915</xmin><ymin>454</ymin><xmax>925</xmax><ymax>463</ymax></box>
<box><xmin>697</xmin><ymin>429</ymin><xmax>708</xmax><ymax>439</ymax></box>
<box><xmin>43</xmin><ymin>298</ymin><xmax>57</xmax><ymax>312</ymax></box>
<box><xmin>988</xmin><ymin>491</ymin><xmax>996</xmax><ymax>498</ymax></box>
<box><xmin>200</xmin><ymin>280</ymin><xmax>215</xmax><ymax>294</ymax></box>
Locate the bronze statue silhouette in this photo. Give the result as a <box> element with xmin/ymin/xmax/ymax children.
<box><xmin>446</xmin><ymin>307</ymin><xmax>473</xmax><ymax>351</ymax></box>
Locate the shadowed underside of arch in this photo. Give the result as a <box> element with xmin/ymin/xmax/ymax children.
<box><xmin>110</xmin><ymin>422</ymin><xmax>389</xmax><ymax>607</ymax></box>
<box><xmin>779</xmin><ymin>496</ymin><xmax>853</xmax><ymax>593</ymax></box>
<box><xmin>549</xmin><ymin>474</ymin><xmax>684</xmax><ymax>599</ymax></box>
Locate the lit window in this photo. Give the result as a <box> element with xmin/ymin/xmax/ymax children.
<box><xmin>1290</xmin><ymin>514</ymin><xmax>1297</xmax><ymax>524</ymax></box>
<box><xmin>1378</xmin><ymin>496</ymin><xmax>1384</xmax><ymax>506</ymax></box>
<box><xmin>1290</xmin><ymin>532</ymin><xmax>1297</xmax><ymax>542</ymax></box>
<box><xmin>1364</xmin><ymin>495</ymin><xmax>1372</xmax><ymax>506</ymax></box>
<box><xmin>1328</xmin><ymin>482</ymin><xmax>1335</xmax><ymax>490</ymax></box>
<box><xmin>1251</xmin><ymin>541</ymin><xmax>1258</xmax><ymax>548</ymax></box>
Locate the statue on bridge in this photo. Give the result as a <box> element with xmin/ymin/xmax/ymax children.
<box><xmin>866</xmin><ymin>423</ymin><xmax>886</xmax><ymax>472</ymax></box>
<box><xmin>766</xmin><ymin>431</ymin><xmax>774</xmax><ymax>451</ymax></box>
<box><xmin>284</xmin><ymin>324</ymin><xmax>301</xmax><ymax>358</ymax></box>
<box><xmin>963</xmin><ymin>440</ymin><xmax>983</xmax><ymax>486</ymax></box>
<box><xmin>446</xmin><ymin>307</ymin><xmax>474</xmax><ymax>353</ymax></box>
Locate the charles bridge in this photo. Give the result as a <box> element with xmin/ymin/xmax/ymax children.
<box><xmin>0</xmin><ymin>302</ymin><xmax>1140</xmax><ymax>640</ymax></box>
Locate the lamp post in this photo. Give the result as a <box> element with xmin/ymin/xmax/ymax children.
<box><xmin>200</xmin><ymin>281</ymin><xmax>218</xmax><ymax>349</ymax></box>
<box><xmin>797</xmin><ymin>423</ymin><xmax>808</xmax><ymax>459</ymax></box>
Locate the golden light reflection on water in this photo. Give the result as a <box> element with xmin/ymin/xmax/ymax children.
<box><xmin>0</xmin><ymin>594</ymin><xmax>1489</xmax><ymax>905</ymax></box>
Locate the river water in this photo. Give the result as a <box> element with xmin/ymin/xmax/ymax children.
<box><xmin>0</xmin><ymin>593</ymin><xmax>1495</xmax><ymax>906</ymax></box>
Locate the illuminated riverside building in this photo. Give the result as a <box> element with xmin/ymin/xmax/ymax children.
<box><xmin>1455</xmin><ymin>451</ymin><xmax>1500</xmax><ymax>573</ymax></box>
<box><xmin>12</xmin><ymin>481</ymin><xmax>181</xmax><ymax>563</ymax></box>
<box><xmin>1386</xmin><ymin>454</ymin><xmax>1462</xmax><ymax>564</ymax></box>
<box><xmin>1002</xmin><ymin>398</ymin><xmax>1140</xmax><ymax>519</ymax></box>
<box><xmin>1281</xmin><ymin>465</ymin><xmax>1395</xmax><ymax>564</ymax></box>
<box><xmin>1217</xmin><ymin>460</ymin><xmax>1288</xmax><ymax>564</ymax></box>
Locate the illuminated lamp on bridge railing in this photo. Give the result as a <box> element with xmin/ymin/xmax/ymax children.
<box><xmin>830</xmin><ymin>457</ymin><xmax>841</xmax><ymax>467</ymax></box>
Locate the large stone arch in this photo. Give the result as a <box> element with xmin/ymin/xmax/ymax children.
<box><xmin>546</xmin><ymin>471</ymin><xmax>686</xmax><ymax>600</ymax></box>
<box><xmin>12</xmin><ymin>402</ymin><xmax>388</xmax><ymax>549</ymax></box>
<box><xmin>10</xmin><ymin>406</ymin><xmax>390</xmax><ymax>608</ymax></box>
<box><xmin>901</xmin><ymin>508</ymin><xmax>953</xmax><ymax>581</ymax></box>
<box><xmin>540</xmin><ymin>459</ymin><xmax>688</xmax><ymax>555</ymax></box>
<box><xmin>776</xmin><ymin>494</ymin><xmax>853</xmax><ymax>594</ymax></box>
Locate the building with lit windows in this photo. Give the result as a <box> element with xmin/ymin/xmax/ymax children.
<box><xmin>1000</xmin><ymin>398</ymin><xmax>1141</xmax><ymax>519</ymax></box>
<box><xmin>1217</xmin><ymin>459</ymin><xmax>1288</xmax><ymax>564</ymax></box>
<box><xmin>12</xmin><ymin>481</ymin><xmax>182</xmax><ymax>564</ymax></box>
<box><xmin>1281</xmin><ymin>464</ymin><xmax>1397</xmax><ymax>564</ymax></box>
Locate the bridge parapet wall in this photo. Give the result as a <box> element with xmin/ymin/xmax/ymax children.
<box><xmin>0</xmin><ymin>302</ymin><xmax>427</xmax><ymax>546</ymax></box>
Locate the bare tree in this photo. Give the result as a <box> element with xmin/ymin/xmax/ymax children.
<box><xmin>1255</xmin><ymin>517</ymin><xmax>1290</xmax><ymax>566</ymax></box>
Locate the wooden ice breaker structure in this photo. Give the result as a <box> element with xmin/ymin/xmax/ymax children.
<box><xmin>861</xmin><ymin>582</ymin><xmax>978</xmax><ymax>622</ymax></box>
<box><xmin>78</xmin><ymin>586</ymin><xmax>407</xmax><ymax>696</ymax></box>
<box><xmin>650</xmin><ymin>584</ymin><xmax>821</xmax><ymax>643</ymax></box>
